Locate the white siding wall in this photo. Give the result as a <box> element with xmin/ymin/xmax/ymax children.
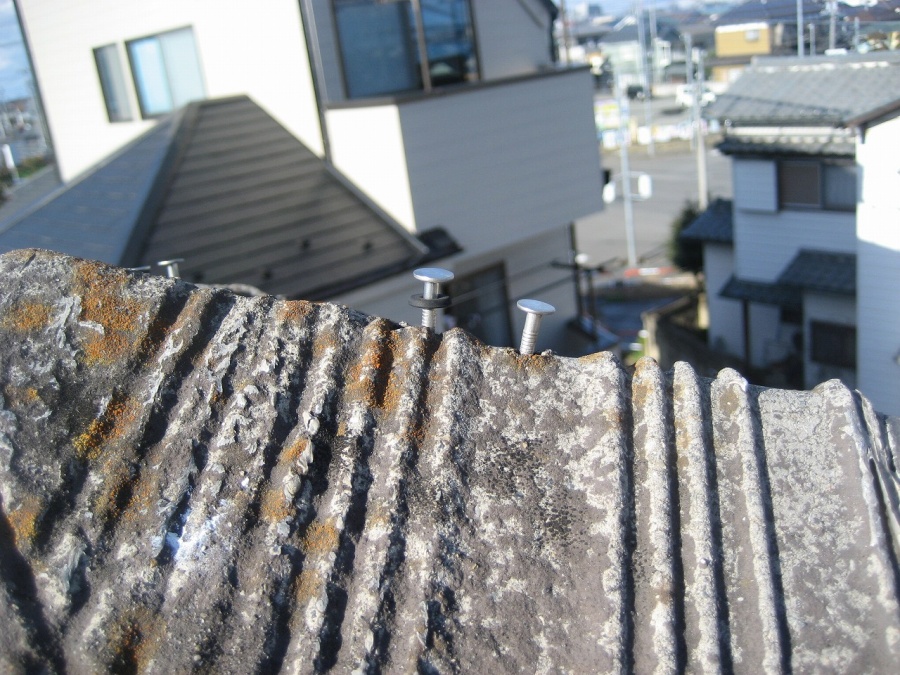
<box><xmin>704</xmin><ymin>243</ymin><xmax>744</xmax><ymax>359</ymax></box>
<box><xmin>326</xmin><ymin>105</ymin><xmax>415</xmax><ymax>230</ymax></box>
<box><xmin>857</xmin><ymin>115</ymin><xmax>900</xmax><ymax>415</ymax></box>
<box><xmin>734</xmin><ymin>208</ymin><xmax>856</xmax><ymax>281</ymax></box>
<box><xmin>471</xmin><ymin>0</ymin><xmax>555</xmax><ymax>79</ymax></box>
<box><xmin>803</xmin><ymin>292</ymin><xmax>857</xmax><ymax>390</ymax></box>
<box><xmin>18</xmin><ymin>0</ymin><xmax>322</xmax><ymax>181</ymax></box>
<box><xmin>733</xmin><ymin>159</ymin><xmax>777</xmax><ymax>213</ymax></box>
<box><xmin>399</xmin><ymin>70</ymin><xmax>603</xmax><ymax>257</ymax></box>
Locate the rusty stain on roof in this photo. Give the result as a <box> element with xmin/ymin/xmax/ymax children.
<box><xmin>0</xmin><ymin>249</ymin><xmax>898</xmax><ymax>673</ymax></box>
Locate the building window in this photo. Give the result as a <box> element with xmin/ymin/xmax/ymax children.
<box><xmin>126</xmin><ymin>27</ymin><xmax>205</xmax><ymax>118</ymax></box>
<box><xmin>94</xmin><ymin>44</ymin><xmax>132</xmax><ymax>122</ymax></box>
<box><xmin>333</xmin><ymin>0</ymin><xmax>479</xmax><ymax>99</ymax></box>
<box><xmin>448</xmin><ymin>264</ymin><xmax>512</xmax><ymax>347</ymax></box>
<box><xmin>778</xmin><ymin>159</ymin><xmax>856</xmax><ymax>211</ymax></box>
<box><xmin>810</xmin><ymin>320</ymin><xmax>856</xmax><ymax>369</ymax></box>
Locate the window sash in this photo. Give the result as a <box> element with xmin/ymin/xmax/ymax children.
<box><xmin>127</xmin><ymin>27</ymin><xmax>204</xmax><ymax>118</ymax></box>
<box><xmin>778</xmin><ymin>159</ymin><xmax>857</xmax><ymax>212</ymax></box>
<box><xmin>94</xmin><ymin>44</ymin><xmax>132</xmax><ymax>122</ymax></box>
<box><xmin>810</xmin><ymin>320</ymin><xmax>856</xmax><ymax>369</ymax></box>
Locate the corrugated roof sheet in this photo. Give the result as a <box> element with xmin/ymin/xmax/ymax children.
<box><xmin>0</xmin><ymin>97</ymin><xmax>448</xmax><ymax>300</ymax></box>
<box><xmin>707</xmin><ymin>52</ymin><xmax>900</xmax><ymax>127</ymax></box>
<box><xmin>680</xmin><ymin>198</ymin><xmax>734</xmax><ymax>243</ymax></box>
<box><xmin>720</xmin><ymin>275</ymin><xmax>803</xmax><ymax>308</ymax></box>
<box><xmin>1</xmin><ymin>249</ymin><xmax>898</xmax><ymax>672</ymax></box>
<box><xmin>778</xmin><ymin>249</ymin><xmax>856</xmax><ymax>295</ymax></box>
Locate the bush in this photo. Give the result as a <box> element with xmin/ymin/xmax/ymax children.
<box><xmin>669</xmin><ymin>200</ymin><xmax>703</xmax><ymax>274</ymax></box>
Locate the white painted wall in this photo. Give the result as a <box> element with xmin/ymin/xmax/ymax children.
<box><xmin>704</xmin><ymin>243</ymin><xmax>744</xmax><ymax>359</ymax></box>
<box><xmin>399</xmin><ymin>69</ymin><xmax>603</xmax><ymax>257</ymax></box>
<box><xmin>734</xmin><ymin>208</ymin><xmax>856</xmax><ymax>281</ymax></box>
<box><xmin>803</xmin><ymin>292</ymin><xmax>857</xmax><ymax>390</ymax></box>
<box><xmin>471</xmin><ymin>0</ymin><xmax>555</xmax><ymax>79</ymax></box>
<box><xmin>857</xmin><ymin>115</ymin><xmax>900</xmax><ymax>415</ymax></box>
<box><xmin>748</xmin><ymin>303</ymin><xmax>783</xmax><ymax>369</ymax></box>
<box><xmin>18</xmin><ymin>0</ymin><xmax>322</xmax><ymax>181</ymax></box>
<box><xmin>733</xmin><ymin>158</ymin><xmax>777</xmax><ymax>213</ymax></box>
<box><xmin>326</xmin><ymin>105</ymin><xmax>415</xmax><ymax>230</ymax></box>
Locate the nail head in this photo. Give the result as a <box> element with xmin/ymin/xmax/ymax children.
<box><xmin>517</xmin><ymin>299</ymin><xmax>555</xmax><ymax>316</ymax></box>
<box><xmin>414</xmin><ymin>268</ymin><xmax>455</xmax><ymax>284</ymax></box>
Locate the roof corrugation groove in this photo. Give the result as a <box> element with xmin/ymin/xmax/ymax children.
<box><xmin>1</xmin><ymin>249</ymin><xmax>898</xmax><ymax>672</ymax></box>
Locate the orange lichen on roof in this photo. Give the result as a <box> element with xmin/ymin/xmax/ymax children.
<box><xmin>301</xmin><ymin>518</ymin><xmax>339</xmax><ymax>556</ymax></box>
<box><xmin>260</xmin><ymin>486</ymin><xmax>293</xmax><ymax>523</ymax></box>
<box><xmin>108</xmin><ymin>607</ymin><xmax>161</xmax><ymax>674</ymax></box>
<box><xmin>73</xmin><ymin>394</ymin><xmax>141</xmax><ymax>461</ymax></box>
<box><xmin>3</xmin><ymin>384</ymin><xmax>41</xmax><ymax>407</ymax></box>
<box><xmin>94</xmin><ymin>459</ymin><xmax>133</xmax><ymax>525</ymax></box>
<box><xmin>276</xmin><ymin>300</ymin><xmax>313</xmax><ymax>324</ymax></box>
<box><xmin>6</xmin><ymin>495</ymin><xmax>43</xmax><ymax>547</ymax></box>
<box><xmin>283</xmin><ymin>438</ymin><xmax>309</xmax><ymax>464</ymax></box>
<box><xmin>74</xmin><ymin>262</ymin><xmax>150</xmax><ymax>366</ymax></box>
<box><xmin>1</xmin><ymin>301</ymin><xmax>52</xmax><ymax>333</ymax></box>
<box><xmin>294</xmin><ymin>568</ymin><xmax>323</xmax><ymax>605</ymax></box>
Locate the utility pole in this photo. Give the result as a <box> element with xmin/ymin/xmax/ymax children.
<box><xmin>616</xmin><ymin>76</ymin><xmax>638</xmax><ymax>269</ymax></box>
<box><xmin>829</xmin><ymin>0</ymin><xmax>837</xmax><ymax>51</ymax></box>
<box><xmin>559</xmin><ymin>0</ymin><xmax>571</xmax><ymax>65</ymax></box>
<box><xmin>809</xmin><ymin>23</ymin><xmax>816</xmax><ymax>55</ymax></box>
<box><xmin>797</xmin><ymin>0</ymin><xmax>805</xmax><ymax>57</ymax></box>
<box><xmin>635</xmin><ymin>0</ymin><xmax>654</xmax><ymax>155</ymax></box>
<box><xmin>694</xmin><ymin>47</ymin><xmax>709</xmax><ymax>210</ymax></box>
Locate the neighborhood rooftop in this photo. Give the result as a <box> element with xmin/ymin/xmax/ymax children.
<box><xmin>707</xmin><ymin>51</ymin><xmax>900</xmax><ymax>127</ymax></box>
<box><xmin>0</xmin><ymin>97</ymin><xmax>455</xmax><ymax>300</ymax></box>
<box><xmin>1</xmin><ymin>250</ymin><xmax>898</xmax><ymax>672</ymax></box>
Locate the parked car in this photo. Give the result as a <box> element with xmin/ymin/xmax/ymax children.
<box><xmin>676</xmin><ymin>83</ymin><xmax>716</xmax><ymax>107</ymax></box>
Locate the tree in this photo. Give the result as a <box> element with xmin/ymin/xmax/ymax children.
<box><xmin>668</xmin><ymin>200</ymin><xmax>703</xmax><ymax>275</ymax></box>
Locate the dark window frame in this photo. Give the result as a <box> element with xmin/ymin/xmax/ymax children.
<box><xmin>331</xmin><ymin>0</ymin><xmax>481</xmax><ymax>100</ymax></box>
<box><xmin>778</xmin><ymin>159</ymin><xmax>857</xmax><ymax>212</ymax></box>
<box><xmin>810</xmin><ymin>320</ymin><xmax>856</xmax><ymax>369</ymax></box>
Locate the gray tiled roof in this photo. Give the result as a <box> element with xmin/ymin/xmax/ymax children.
<box><xmin>707</xmin><ymin>52</ymin><xmax>900</xmax><ymax>126</ymax></box>
<box><xmin>720</xmin><ymin>275</ymin><xmax>802</xmax><ymax>308</ymax></box>
<box><xmin>717</xmin><ymin>135</ymin><xmax>856</xmax><ymax>158</ymax></box>
<box><xmin>1</xmin><ymin>250</ymin><xmax>898</xmax><ymax>672</ymax></box>
<box><xmin>715</xmin><ymin>0</ymin><xmax>825</xmax><ymax>27</ymax></box>
<box><xmin>778</xmin><ymin>249</ymin><xmax>856</xmax><ymax>295</ymax></box>
<box><xmin>680</xmin><ymin>198</ymin><xmax>733</xmax><ymax>243</ymax></box>
<box><xmin>0</xmin><ymin>97</ymin><xmax>449</xmax><ymax>300</ymax></box>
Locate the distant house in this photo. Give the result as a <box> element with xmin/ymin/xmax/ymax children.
<box><xmin>710</xmin><ymin>0</ymin><xmax>822</xmax><ymax>82</ymax></box>
<box><xmin>6</xmin><ymin>0</ymin><xmax>603</xmax><ymax>353</ymax></box>
<box><xmin>597</xmin><ymin>15</ymin><xmax>682</xmax><ymax>88</ymax></box>
<box><xmin>685</xmin><ymin>52</ymin><xmax>900</xmax><ymax>416</ymax></box>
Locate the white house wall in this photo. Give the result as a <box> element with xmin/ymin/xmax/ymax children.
<box><xmin>857</xmin><ymin>115</ymin><xmax>900</xmax><ymax>416</ymax></box>
<box><xmin>470</xmin><ymin>0</ymin><xmax>555</xmax><ymax>79</ymax></box>
<box><xmin>803</xmin><ymin>292</ymin><xmax>857</xmax><ymax>391</ymax></box>
<box><xmin>325</xmin><ymin>105</ymin><xmax>416</xmax><ymax>231</ymax></box>
<box><xmin>748</xmin><ymin>303</ymin><xmax>783</xmax><ymax>369</ymax></box>
<box><xmin>704</xmin><ymin>242</ymin><xmax>744</xmax><ymax>359</ymax></box>
<box><xmin>733</xmin><ymin>159</ymin><xmax>777</xmax><ymax>213</ymax></box>
<box><xmin>399</xmin><ymin>70</ymin><xmax>603</xmax><ymax>258</ymax></box>
<box><xmin>734</xmin><ymin>210</ymin><xmax>856</xmax><ymax>282</ymax></box>
<box><xmin>17</xmin><ymin>0</ymin><xmax>322</xmax><ymax>182</ymax></box>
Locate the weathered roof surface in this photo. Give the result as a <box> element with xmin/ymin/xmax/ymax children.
<box><xmin>680</xmin><ymin>198</ymin><xmax>733</xmax><ymax>243</ymax></box>
<box><xmin>778</xmin><ymin>249</ymin><xmax>856</xmax><ymax>295</ymax></box>
<box><xmin>720</xmin><ymin>275</ymin><xmax>803</xmax><ymax>308</ymax></box>
<box><xmin>707</xmin><ymin>52</ymin><xmax>900</xmax><ymax>127</ymax></box>
<box><xmin>717</xmin><ymin>134</ymin><xmax>856</xmax><ymax>158</ymax></box>
<box><xmin>0</xmin><ymin>97</ymin><xmax>447</xmax><ymax>300</ymax></box>
<box><xmin>1</xmin><ymin>249</ymin><xmax>899</xmax><ymax>673</ymax></box>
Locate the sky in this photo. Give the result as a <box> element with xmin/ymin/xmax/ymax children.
<box><xmin>0</xmin><ymin>0</ymin><xmax>32</xmax><ymax>101</ymax></box>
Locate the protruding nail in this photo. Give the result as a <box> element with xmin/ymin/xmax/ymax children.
<box><xmin>157</xmin><ymin>258</ymin><xmax>184</xmax><ymax>279</ymax></box>
<box><xmin>517</xmin><ymin>299</ymin><xmax>555</xmax><ymax>355</ymax></box>
<box><xmin>411</xmin><ymin>268</ymin><xmax>454</xmax><ymax>332</ymax></box>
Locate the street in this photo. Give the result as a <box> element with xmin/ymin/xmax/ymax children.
<box><xmin>575</xmin><ymin>136</ymin><xmax>732</xmax><ymax>271</ymax></box>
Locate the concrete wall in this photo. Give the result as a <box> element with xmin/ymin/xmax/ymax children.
<box><xmin>857</xmin><ymin>115</ymin><xmax>900</xmax><ymax>416</ymax></box>
<box><xmin>17</xmin><ymin>0</ymin><xmax>322</xmax><ymax>181</ymax></box>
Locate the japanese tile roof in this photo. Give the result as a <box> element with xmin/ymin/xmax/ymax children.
<box><xmin>778</xmin><ymin>249</ymin><xmax>856</xmax><ymax>295</ymax></box>
<box><xmin>0</xmin><ymin>97</ymin><xmax>450</xmax><ymax>300</ymax></box>
<box><xmin>717</xmin><ymin>134</ymin><xmax>856</xmax><ymax>158</ymax></box>
<box><xmin>1</xmin><ymin>249</ymin><xmax>899</xmax><ymax>673</ymax></box>
<box><xmin>706</xmin><ymin>52</ymin><xmax>900</xmax><ymax>127</ymax></box>
<box><xmin>680</xmin><ymin>198</ymin><xmax>734</xmax><ymax>243</ymax></box>
<box><xmin>719</xmin><ymin>275</ymin><xmax>802</xmax><ymax>308</ymax></box>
